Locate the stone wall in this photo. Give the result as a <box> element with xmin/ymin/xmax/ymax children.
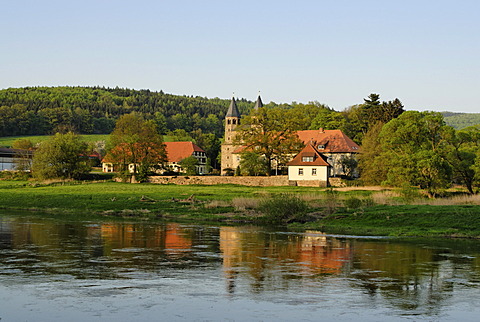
<box><xmin>289</xmin><ymin>180</ymin><xmax>328</xmax><ymax>187</ymax></box>
<box><xmin>148</xmin><ymin>175</ymin><xmax>289</xmax><ymax>187</ymax></box>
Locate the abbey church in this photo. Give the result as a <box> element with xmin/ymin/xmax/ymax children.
<box><xmin>220</xmin><ymin>95</ymin><xmax>360</xmax><ymax>183</ymax></box>
<box><xmin>220</xmin><ymin>95</ymin><xmax>264</xmax><ymax>174</ymax></box>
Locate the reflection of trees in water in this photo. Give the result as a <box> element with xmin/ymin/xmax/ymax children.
<box><xmin>349</xmin><ymin>240</ymin><xmax>467</xmax><ymax>315</ymax></box>
<box><xmin>2</xmin><ymin>215</ymin><xmax>480</xmax><ymax>313</ymax></box>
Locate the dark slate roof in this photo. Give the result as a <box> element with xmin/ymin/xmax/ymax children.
<box><xmin>254</xmin><ymin>95</ymin><xmax>264</xmax><ymax>109</ymax></box>
<box><xmin>226</xmin><ymin>96</ymin><xmax>241</xmax><ymax>118</ymax></box>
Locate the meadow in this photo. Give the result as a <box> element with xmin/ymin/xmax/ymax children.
<box><xmin>1</xmin><ymin>179</ymin><xmax>480</xmax><ymax>238</ymax></box>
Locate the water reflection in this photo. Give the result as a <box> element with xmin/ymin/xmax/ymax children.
<box><xmin>1</xmin><ymin>214</ymin><xmax>480</xmax><ymax>320</ymax></box>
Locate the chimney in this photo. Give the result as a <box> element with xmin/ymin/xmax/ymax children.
<box><xmin>319</xmin><ymin>128</ymin><xmax>324</xmax><ymax>133</ymax></box>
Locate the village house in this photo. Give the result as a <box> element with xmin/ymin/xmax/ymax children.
<box><xmin>102</xmin><ymin>141</ymin><xmax>207</xmax><ymax>175</ymax></box>
<box><xmin>0</xmin><ymin>147</ymin><xmax>33</xmax><ymax>171</ymax></box>
<box><xmin>220</xmin><ymin>96</ymin><xmax>360</xmax><ymax>184</ymax></box>
<box><xmin>286</xmin><ymin>143</ymin><xmax>330</xmax><ymax>186</ymax></box>
<box><xmin>163</xmin><ymin>141</ymin><xmax>207</xmax><ymax>174</ymax></box>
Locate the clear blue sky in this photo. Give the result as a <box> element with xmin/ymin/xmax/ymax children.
<box><xmin>2</xmin><ymin>0</ymin><xmax>479</xmax><ymax>112</ymax></box>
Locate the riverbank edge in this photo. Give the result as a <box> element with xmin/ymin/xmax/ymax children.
<box><xmin>2</xmin><ymin>204</ymin><xmax>480</xmax><ymax>239</ymax></box>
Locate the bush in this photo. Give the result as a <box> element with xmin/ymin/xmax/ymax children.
<box><xmin>344</xmin><ymin>196</ymin><xmax>376</xmax><ymax>210</ymax></box>
<box><xmin>259</xmin><ymin>193</ymin><xmax>309</xmax><ymax>223</ymax></box>
<box><xmin>344</xmin><ymin>197</ymin><xmax>363</xmax><ymax>209</ymax></box>
<box><xmin>399</xmin><ymin>183</ymin><xmax>423</xmax><ymax>202</ymax></box>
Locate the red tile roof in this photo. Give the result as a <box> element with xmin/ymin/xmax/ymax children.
<box><xmin>286</xmin><ymin>144</ymin><xmax>330</xmax><ymax>166</ymax></box>
<box><xmin>296</xmin><ymin>129</ymin><xmax>359</xmax><ymax>153</ymax></box>
<box><xmin>165</xmin><ymin>142</ymin><xmax>205</xmax><ymax>162</ymax></box>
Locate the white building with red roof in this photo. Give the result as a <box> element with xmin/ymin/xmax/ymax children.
<box><xmin>286</xmin><ymin>143</ymin><xmax>330</xmax><ymax>185</ymax></box>
<box><xmin>295</xmin><ymin>128</ymin><xmax>359</xmax><ymax>178</ymax></box>
<box><xmin>102</xmin><ymin>141</ymin><xmax>207</xmax><ymax>175</ymax></box>
<box><xmin>164</xmin><ymin>141</ymin><xmax>207</xmax><ymax>174</ymax></box>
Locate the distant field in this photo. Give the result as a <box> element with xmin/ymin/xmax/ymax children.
<box><xmin>0</xmin><ymin>134</ymin><xmax>110</xmax><ymax>147</ymax></box>
<box><xmin>0</xmin><ymin>134</ymin><xmax>175</xmax><ymax>147</ymax></box>
<box><xmin>442</xmin><ymin>112</ymin><xmax>480</xmax><ymax>129</ymax></box>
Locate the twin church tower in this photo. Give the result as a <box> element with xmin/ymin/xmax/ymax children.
<box><xmin>220</xmin><ymin>95</ymin><xmax>264</xmax><ymax>174</ymax></box>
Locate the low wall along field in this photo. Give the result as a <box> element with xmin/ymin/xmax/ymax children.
<box><xmin>149</xmin><ymin>175</ymin><xmax>290</xmax><ymax>186</ymax></box>
<box><xmin>148</xmin><ymin>175</ymin><xmax>333</xmax><ymax>187</ymax></box>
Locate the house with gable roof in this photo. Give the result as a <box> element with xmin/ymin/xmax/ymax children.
<box><xmin>102</xmin><ymin>141</ymin><xmax>207</xmax><ymax>174</ymax></box>
<box><xmin>164</xmin><ymin>141</ymin><xmax>207</xmax><ymax>174</ymax></box>
<box><xmin>286</xmin><ymin>143</ymin><xmax>330</xmax><ymax>185</ymax></box>
<box><xmin>295</xmin><ymin>128</ymin><xmax>359</xmax><ymax>177</ymax></box>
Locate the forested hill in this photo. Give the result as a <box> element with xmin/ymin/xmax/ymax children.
<box><xmin>0</xmin><ymin>86</ymin><xmax>255</xmax><ymax>136</ymax></box>
<box><xmin>442</xmin><ymin>112</ymin><xmax>480</xmax><ymax>130</ymax></box>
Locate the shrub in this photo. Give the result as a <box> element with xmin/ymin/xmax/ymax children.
<box><xmin>344</xmin><ymin>197</ymin><xmax>363</xmax><ymax>209</ymax></box>
<box><xmin>344</xmin><ymin>196</ymin><xmax>376</xmax><ymax>210</ymax></box>
<box><xmin>259</xmin><ymin>193</ymin><xmax>309</xmax><ymax>223</ymax></box>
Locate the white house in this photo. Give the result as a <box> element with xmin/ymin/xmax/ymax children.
<box><xmin>286</xmin><ymin>143</ymin><xmax>330</xmax><ymax>186</ymax></box>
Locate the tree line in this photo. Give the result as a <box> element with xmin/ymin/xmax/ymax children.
<box><xmin>0</xmin><ymin>86</ymin><xmax>256</xmax><ymax>137</ymax></box>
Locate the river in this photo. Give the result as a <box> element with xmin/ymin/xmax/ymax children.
<box><xmin>1</xmin><ymin>211</ymin><xmax>480</xmax><ymax>321</ymax></box>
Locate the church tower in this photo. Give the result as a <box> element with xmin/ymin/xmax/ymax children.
<box><xmin>254</xmin><ymin>94</ymin><xmax>263</xmax><ymax>110</ymax></box>
<box><xmin>221</xmin><ymin>96</ymin><xmax>241</xmax><ymax>174</ymax></box>
<box><xmin>224</xmin><ymin>96</ymin><xmax>241</xmax><ymax>144</ymax></box>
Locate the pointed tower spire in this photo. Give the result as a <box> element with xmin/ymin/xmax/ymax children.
<box><xmin>226</xmin><ymin>95</ymin><xmax>241</xmax><ymax>118</ymax></box>
<box><xmin>254</xmin><ymin>92</ymin><xmax>263</xmax><ymax>110</ymax></box>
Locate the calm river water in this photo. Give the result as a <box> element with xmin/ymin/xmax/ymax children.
<box><xmin>1</xmin><ymin>211</ymin><xmax>480</xmax><ymax>321</ymax></box>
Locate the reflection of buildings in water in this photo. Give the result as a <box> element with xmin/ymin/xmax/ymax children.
<box><xmin>298</xmin><ymin>231</ymin><xmax>352</xmax><ymax>275</ymax></box>
<box><xmin>164</xmin><ymin>223</ymin><xmax>192</xmax><ymax>254</ymax></box>
<box><xmin>219</xmin><ymin>227</ymin><xmax>353</xmax><ymax>294</ymax></box>
<box><xmin>220</xmin><ymin>227</ymin><xmax>242</xmax><ymax>294</ymax></box>
<box><xmin>100</xmin><ymin>223</ymin><xmax>192</xmax><ymax>255</ymax></box>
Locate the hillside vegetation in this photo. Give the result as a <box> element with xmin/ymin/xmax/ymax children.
<box><xmin>442</xmin><ymin>112</ymin><xmax>480</xmax><ymax>129</ymax></box>
<box><xmin>0</xmin><ymin>86</ymin><xmax>257</xmax><ymax>137</ymax></box>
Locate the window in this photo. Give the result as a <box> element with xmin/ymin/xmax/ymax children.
<box><xmin>298</xmin><ymin>168</ymin><xmax>304</xmax><ymax>175</ymax></box>
<box><xmin>302</xmin><ymin>156</ymin><xmax>314</xmax><ymax>162</ymax></box>
<box><xmin>312</xmin><ymin>168</ymin><xmax>317</xmax><ymax>176</ymax></box>
<box><xmin>317</xmin><ymin>144</ymin><xmax>325</xmax><ymax>150</ymax></box>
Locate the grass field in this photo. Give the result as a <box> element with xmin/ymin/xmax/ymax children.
<box><xmin>1</xmin><ymin>179</ymin><xmax>480</xmax><ymax>238</ymax></box>
<box><xmin>0</xmin><ymin>134</ymin><xmax>110</xmax><ymax>147</ymax></box>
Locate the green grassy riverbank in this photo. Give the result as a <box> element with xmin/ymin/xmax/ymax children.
<box><xmin>1</xmin><ymin>180</ymin><xmax>479</xmax><ymax>238</ymax></box>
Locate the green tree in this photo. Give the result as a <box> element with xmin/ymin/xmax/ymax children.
<box><xmin>154</xmin><ymin>112</ymin><xmax>168</xmax><ymax>135</ymax></box>
<box><xmin>107</xmin><ymin>113</ymin><xmax>167</xmax><ymax>178</ymax></box>
<box><xmin>235</xmin><ymin>107</ymin><xmax>304</xmax><ymax>175</ymax></box>
<box><xmin>376</xmin><ymin>111</ymin><xmax>452</xmax><ymax>196</ymax></box>
<box><xmin>239</xmin><ymin>151</ymin><xmax>268</xmax><ymax>176</ymax></box>
<box><xmin>442</xmin><ymin>125</ymin><xmax>480</xmax><ymax>194</ymax></box>
<box><xmin>358</xmin><ymin>122</ymin><xmax>386</xmax><ymax>185</ymax></box>
<box><xmin>309</xmin><ymin>109</ymin><xmax>347</xmax><ymax>131</ymax></box>
<box><xmin>178</xmin><ymin>156</ymin><xmax>198</xmax><ymax>175</ymax></box>
<box><xmin>32</xmin><ymin>132</ymin><xmax>90</xmax><ymax>180</ymax></box>
<box><xmin>168</xmin><ymin>129</ymin><xmax>194</xmax><ymax>142</ymax></box>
